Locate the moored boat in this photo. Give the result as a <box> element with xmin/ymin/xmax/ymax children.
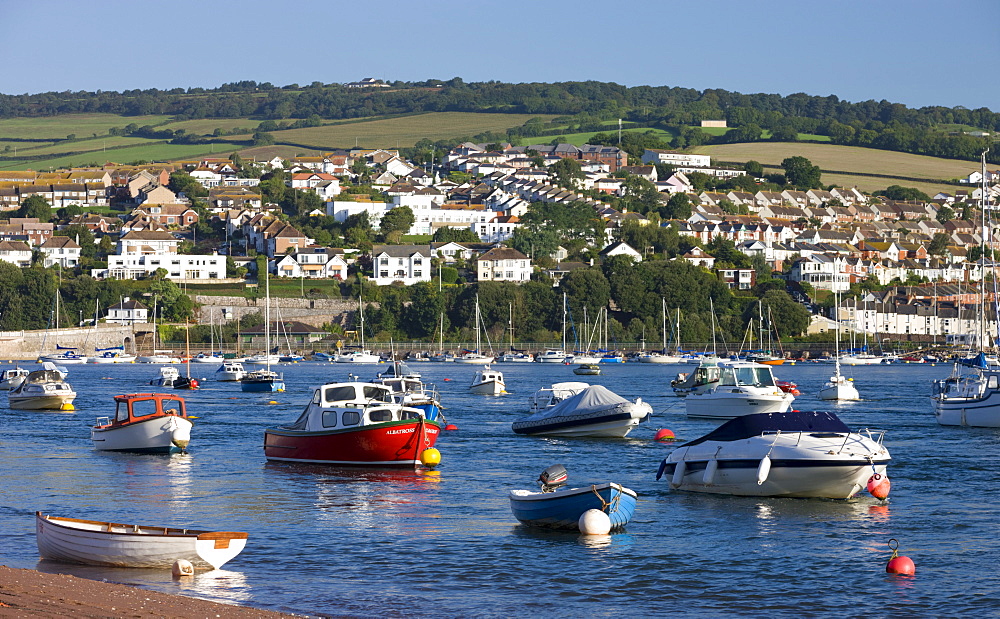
<box><xmin>656</xmin><ymin>411</ymin><xmax>890</xmax><ymax>498</ymax></box>
<box><xmin>0</xmin><ymin>366</ymin><xmax>30</xmax><ymax>390</ymax></box>
<box><xmin>149</xmin><ymin>366</ymin><xmax>179</xmax><ymax>387</ymax></box>
<box><xmin>240</xmin><ymin>369</ymin><xmax>285</xmax><ymax>392</ymax></box>
<box><xmin>508</xmin><ymin>465</ymin><xmax>637</xmax><ymax>530</ymax></box>
<box><xmin>263</xmin><ymin>381</ymin><xmax>441</xmax><ymax>467</ymax></box>
<box><xmin>215</xmin><ymin>361</ymin><xmax>246</xmax><ymax>382</ymax></box>
<box><xmin>573</xmin><ymin>363</ymin><xmax>601</xmax><ymax>375</ymax></box>
<box><xmin>670</xmin><ymin>357</ymin><xmax>721</xmax><ymax>396</ymax></box>
<box><xmin>35</xmin><ymin>511</ymin><xmax>247</xmax><ymax>569</ymax></box>
<box><xmin>91</xmin><ymin>393</ymin><xmax>192</xmax><ymax>453</ymax></box>
<box><xmin>8</xmin><ymin>367</ymin><xmax>76</xmax><ymax>410</ymax></box>
<box><xmin>512</xmin><ymin>384</ymin><xmax>651</xmax><ymax>438</ymax></box>
<box><xmin>470</xmin><ymin>367</ymin><xmax>505</xmax><ymax>395</ymax></box>
<box><xmin>685</xmin><ymin>360</ymin><xmax>794</xmax><ymax>419</ymax></box>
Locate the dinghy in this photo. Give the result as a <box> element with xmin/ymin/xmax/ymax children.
<box><xmin>508</xmin><ymin>465</ymin><xmax>637</xmax><ymax>530</ymax></box>
<box><xmin>35</xmin><ymin>512</ymin><xmax>247</xmax><ymax>569</ymax></box>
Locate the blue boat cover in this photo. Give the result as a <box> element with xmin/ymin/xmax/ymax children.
<box><xmin>958</xmin><ymin>352</ymin><xmax>989</xmax><ymax>369</ymax></box>
<box><xmin>680</xmin><ymin>411</ymin><xmax>851</xmax><ymax>447</ymax></box>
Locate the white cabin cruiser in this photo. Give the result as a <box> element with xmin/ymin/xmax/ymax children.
<box><xmin>8</xmin><ymin>367</ymin><xmax>76</xmax><ymax>410</ymax></box>
<box><xmin>657</xmin><ymin>411</ymin><xmax>890</xmax><ymax>498</ymax></box>
<box><xmin>149</xmin><ymin>366</ymin><xmax>180</xmax><ymax>387</ymax></box>
<box><xmin>469</xmin><ymin>367</ymin><xmax>505</xmax><ymax>395</ymax></box>
<box><xmin>513</xmin><ymin>384</ymin><xmax>652</xmax><ymax>438</ymax></box>
<box><xmin>0</xmin><ymin>366</ymin><xmax>30</xmax><ymax>390</ymax></box>
<box><xmin>334</xmin><ymin>349</ymin><xmax>381</xmax><ymax>364</ymax></box>
<box><xmin>215</xmin><ymin>361</ymin><xmax>246</xmax><ymax>382</ymax></box>
<box><xmin>670</xmin><ymin>358</ymin><xmax>722</xmax><ymax>396</ymax></box>
<box><xmin>685</xmin><ymin>360</ymin><xmax>794</xmax><ymax>419</ymax></box>
<box><xmin>932</xmin><ymin>353</ymin><xmax>1000</xmax><ymax>427</ymax></box>
<box><xmin>535</xmin><ymin>349</ymin><xmax>568</xmax><ymax>363</ymax></box>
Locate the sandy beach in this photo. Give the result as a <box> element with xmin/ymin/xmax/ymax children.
<box><xmin>0</xmin><ymin>565</ymin><xmax>298</xmax><ymax>618</ymax></box>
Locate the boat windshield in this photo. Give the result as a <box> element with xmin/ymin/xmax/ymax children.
<box><xmin>721</xmin><ymin>366</ymin><xmax>775</xmax><ymax>387</ymax></box>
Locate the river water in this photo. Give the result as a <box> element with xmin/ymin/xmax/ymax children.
<box><xmin>1</xmin><ymin>360</ymin><xmax>998</xmax><ymax>617</ymax></box>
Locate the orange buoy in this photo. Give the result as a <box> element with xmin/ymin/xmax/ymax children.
<box><xmin>444</xmin><ymin>424</ymin><xmax>458</xmax><ymax>431</ymax></box>
<box><xmin>654</xmin><ymin>428</ymin><xmax>675</xmax><ymax>442</ymax></box>
<box><xmin>867</xmin><ymin>473</ymin><xmax>891</xmax><ymax>499</ymax></box>
<box><xmin>443</xmin><ymin>378</ymin><xmax>451</xmax><ymax>382</ymax></box>
<box><xmin>885</xmin><ymin>539</ymin><xmax>915</xmax><ymax>575</ymax></box>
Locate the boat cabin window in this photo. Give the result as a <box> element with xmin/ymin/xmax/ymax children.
<box><xmin>130</xmin><ymin>399</ymin><xmax>159</xmax><ymax>418</ymax></box>
<box><xmin>325</xmin><ymin>385</ymin><xmax>359</xmax><ymax>402</ymax></box>
<box><xmin>115</xmin><ymin>402</ymin><xmax>129</xmax><ymax>422</ymax></box>
<box><xmin>368</xmin><ymin>409</ymin><xmax>393</xmax><ymax>422</ymax></box>
<box><xmin>312</xmin><ymin>390</ymin><xmax>322</xmax><ymax>404</ymax></box>
<box><xmin>990</xmin><ymin>375</ymin><xmax>999</xmax><ymax>389</ymax></box>
<box><xmin>363</xmin><ymin>386</ymin><xmax>392</xmax><ymax>402</ymax></box>
<box><xmin>160</xmin><ymin>398</ymin><xmax>183</xmax><ymax>416</ymax></box>
<box><xmin>400</xmin><ymin>410</ymin><xmax>420</xmax><ymax>420</ymax></box>
<box><xmin>322</xmin><ymin>410</ymin><xmax>338</xmax><ymax>428</ymax></box>
<box><xmin>342</xmin><ymin>411</ymin><xmax>360</xmax><ymax>426</ymax></box>
<box><xmin>721</xmin><ymin>366</ymin><xmax>775</xmax><ymax>387</ymax></box>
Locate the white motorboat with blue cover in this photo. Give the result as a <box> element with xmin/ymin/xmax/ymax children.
<box><xmin>656</xmin><ymin>411</ymin><xmax>890</xmax><ymax>498</ymax></box>
<box><xmin>685</xmin><ymin>360</ymin><xmax>794</xmax><ymax>418</ymax></box>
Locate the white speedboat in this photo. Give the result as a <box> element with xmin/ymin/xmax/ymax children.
<box><xmin>498</xmin><ymin>351</ymin><xmax>534</xmax><ymax>362</ymax></box>
<box><xmin>149</xmin><ymin>366</ymin><xmax>180</xmax><ymax>387</ymax></box>
<box><xmin>570</xmin><ymin>353</ymin><xmax>602</xmax><ymax>364</ymax></box>
<box><xmin>36</xmin><ymin>512</ymin><xmax>247</xmax><ymax>569</ymax></box>
<box><xmin>841</xmin><ymin>353</ymin><xmax>882</xmax><ymax>365</ymax></box>
<box><xmin>470</xmin><ymin>367</ymin><xmax>505</xmax><ymax>395</ymax></box>
<box><xmin>638</xmin><ymin>352</ymin><xmax>684</xmax><ymax>364</ymax></box>
<box><xmin>527</xmin><ymin>382</ymin><xmax>590</xmax><ymax>414</ymax></box>
<box><xmin>8</xmin><ymin>367</ymin><xmax>76</xmax><ymax>410</ymax></box>
<box><xmin>656</xmin><ymin>411</ymin><xmax>890</xmax><ymax>498</ymax></box>
<box><xmin>535</xmin><ymin>349</ymin><xmax>568</xmax><ymax>363</ymax></box>
<box><xmin>334</xmin><ymin>350</ymin><xmax>381</xmax><ymax>364</ymax></box>
<box><xmin>932</xmin><ymin>353</ymin><xmax>1000</xmax><ymax>427</ymax></box>
<box><xmin>670</xmin><ymin>358</ymin><xmax>722</xmax><ymax>396</ymax></box>
<box><xmin>244</xmin><ymin>353</ymin><xmax>283</xmax><ymax>365</ymax></box>
<box><xmin>91</xmin><ymin>393</ymin><xmax>192</xmax><ymax>453</ymax></box>
<box><xmin>136</xmin><ymin>351</ymin><xmax>181</xmax><ymax>364</ymax></box>
<box><xmin>0</xmin><ymin>366</ymin><xmax>30</xmax><ymax>390</ymax></box>
<box><xmin>685</xmin><ymin>360</ymin><xmax>794</xmax><ymax>419</ymax></box>
<box><xmin>454</xmin><ymin>351</ymin><xmax>495</xmax><ymax>365</ymax></box>
<box><xmin>215</xmin><ymin>361</ymin><xmax>246</xmax><ymax>382</ymax></box>
<box><xmin>191</xmin><ymin>352</ymin><xmax>224</xmax><ymax>364</ymax></box>
<box><xmin>89</xmin><ymin>350</ymin><xmax>136</xmax><ymax>364</ymax></box>
<box><xmin>512</xmin><ymin>384</ymin><xmax>652</xmax><ymax>438</ymax></box>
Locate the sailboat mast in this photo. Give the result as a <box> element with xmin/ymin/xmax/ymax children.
<box><xmin>562</xmin><ymin>292</ymin><xmax>567</xmax><ymax>351</ymax></box>
<box><xmin>264</xmin><ymin>270</ymin><xmax>271</xmax><ymax>370</ymax></box>
<box><xmin>661</xmin><ymin>298</ymin><xmax>667</xmax><ymax>353</ymax></box>
<box><xmin>509</xmin><ymin>302</ymin><xmax>514</xmax><ymax>350</ymax></box>
<box><xmin>475</xmin><ymin>294</ymin><xmax>481</xmax><ymax>353</ymax></box>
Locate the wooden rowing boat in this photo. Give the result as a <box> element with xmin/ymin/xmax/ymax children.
<box><xmin>35</xmin><ymin>512</ymin><xmax>247</xmax><ymax>569</ymax></box>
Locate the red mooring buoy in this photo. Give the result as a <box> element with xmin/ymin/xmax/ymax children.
<box><xmin>444</xmin><ymin>424</ymin><xmax>458</xmax><ymax>431</ymax></box>
<box><xmin>885</xmin><ymin>539</ymin><xmax>915</xmax><ymax>575</ymax></box>
<box><xmin>867</xmin><ymin>473</ymin><xmax>891</xmax><ymax>499</ymax></box>
<box><xmin>654</xmin><ymin>428</ymin><xmax>675</xmax><ymax>442</ymax></box>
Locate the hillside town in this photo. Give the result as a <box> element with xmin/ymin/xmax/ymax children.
<box><xmin>1</xmin><ymin>141</ymin><xmax>998</xmax><ymax>342</ymax></box>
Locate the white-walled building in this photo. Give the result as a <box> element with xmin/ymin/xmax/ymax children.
<box><xmin>39</xmin><ymin>236</ymin><xmax>82</xmax><ymax>269</ymax></box>
<box><xmin>327</xmin><ymin>200</ymin><xmax>392</xmax><ymax>227</ymax></box>
<box><xmin>106</xmin><ymin>298</ymin><xmax>149</xmax><ymax>325</ymax></box>
<box><xmin>273</xmin><ymin>248</ymin><xmax>348</xmax><ymax>279</ymax></box>
<box><xmin>476</xmin><ymin>247</ymin><xmax>532</xmax><ymax>282</ymax></box>
<box><xmin>372</xmin><ymin>245</ymin><xmax>432</xmax><ymax>286</ymax></box>
<box><xmin>641</xmin><ymin>149</ymin><xmax>711</xmax><ymax>167</ymax></box>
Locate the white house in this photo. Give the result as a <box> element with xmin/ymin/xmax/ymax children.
<box><xmin>476</xmin><ymin>247</ymin><xmax>532</xmax><ymax>283</ymax></box>
<box><xmin>0</xmin><ymin>240</ymin><xmax>32</xmax><ymax>267</ymax></box>
<box><xmin>599</xmin><ymin>241</ymin><xmax>643</xmax><ymax>262</ymax></box>
<box><xmin>272</xmin><ymin>248</ymin><xmax>348</xmax><ymax>279</ymax></box>
<box><xmin>473</xmin><ymin>215</ymin><xmax>521</xmax><ymax>243</ymax></box>
<box><xmin>372</xmin><ymin>245</ymin><xmax>432</xmax><ymax>286</ymax></box>
<box><xmin>96</xmin><ymin>253</ymin><xmax>226</xmax><ymax>281</ymax></box>
<box><xmin>106</xmin><ymin>298</ymin><xmax>148</xmax><ymax>325</ymax></box>
<box><xmin>38</xmin><ymin>236</ymin><xmax>82</xmax><ymax>269</ymax></box>
<box><xmin>327</xmin><ymin>200</ymin><xmax>392</xmax><ymax>227</ymax></box>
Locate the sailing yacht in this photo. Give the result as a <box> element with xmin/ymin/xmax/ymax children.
<box><xmin>572</xmin><ymin>306</ymin><xmax>603</xmax><ymax>364</ymax></box>
<box><xmin>932</xmin><ymin>150</ymin><xmax>1000</xmax><ymax>427</ymax></box>
<box><xmin>819</xmin><ymin>293</ymin><xmax>860</xmax><ymax>401</ymax></box>
<box><xmin>841</xmin><ymin>297</ymin><xmax>881</xmax><ymax>365</ymax></box>
<box><xmin>639</xmin><ymin>299</ymin><xmax>683</xmax><ymax>363</ymax></box>
<box><xmin>38</xmin><ymin>292</ymin><xmax>90</xmax><ymax>364</ymax></box>
<box><xmin>335</xmin><ymin>298</ymin><xmax>380</xmax><ymax>363</ymax></box>
<box><xmin>240</xmin><ymin>271</ymin><xmax>285</xmax><ymax>392</ymax></box>
<box><xmin>498</xmin><ymin>303</ymin><xmax>534</xmax><ymax>362</ymax></box>
<box><xmin>536</xmin><ymin>293</ymin><xmax>568</xmax><ymax>363</ymax></box>
<box><xmin>455</xmin><ymin>295</ymin><xmax>494</xmax><ymax>364</ymax></box>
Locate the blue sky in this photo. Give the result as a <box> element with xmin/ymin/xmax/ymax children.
<box><xmin>2</xmin><ymin>0</ymin><xmax>997</xmax><ymax>111</ymax></box>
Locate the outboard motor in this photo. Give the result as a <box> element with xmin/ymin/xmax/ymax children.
<box><xmin>538</xmin><ymin>464</ymin><xmax>568</xmax><ymax>492</ymax></box>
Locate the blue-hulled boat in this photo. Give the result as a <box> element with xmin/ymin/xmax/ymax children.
<box><xmin>240</xmin><ymin>369</ymin><xmax>285</xmax><ymax>392</ymax></box>
<box><xmin>508</xmin><ymin>465</ymin><xmax>637</xmax><ymax>530</ymax></box>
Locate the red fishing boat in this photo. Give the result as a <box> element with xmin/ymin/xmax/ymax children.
<box><xmin>263</xmin><ymin>382</ymin><xmax>441</xmax><ymax>468</ymax></box>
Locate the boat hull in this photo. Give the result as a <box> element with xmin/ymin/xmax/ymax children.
<box><xmin>36</xmin><ymin>513</ymin><xmax>247</xmax><ymax>569</ymax></box>
<box><xmin>470</xmin><ymin>379</ymin><xmax>504</xmax><ymax>395</ymax></box>
<box><xmin>91</xmin><ymin>415</ymin><xmax>192</xmax><ymax>453</ymax></box>
<box><xmin>508</xmin><ymin>483</ymin><xmax>637</xmax><ymax>530</ymax></box>
<box><xmin>819</xmin><ymin>381</ymin><xmax>860</xmax><ymax>401</ymax></box>
<box><xmin>685</xmin><ymin>392</ymin><xmax>793</xmax><ymax>418</ymax></box>
<box><xmin>933</xmin><ymin>379</ymin><xmax>1000</xmax><ymax>427</ymax></box>
<box><xmin>240</xmin><ymin>379</ymin><xmax>285</xmax><ymax>392</ymax></box>
<box><xmin>263</xmin><ymin>419</ymin><xmax>441</xmax><ymax>467</ymax></box>
<box><xmin>9</xmin><ymin>392</ymin><xmax>76</xmax><ymax>410</ymax></box>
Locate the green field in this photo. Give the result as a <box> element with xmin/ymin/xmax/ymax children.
<box><xmin>4</xmin><ymin>141</ymin><xmax>244</xmax><ymax>170</ymax></box>
<box><xmin>158</xmin><ymin>118</ymin><xmax>261</xmax><ymax>136</ymax></box>
<box><xmin>694</xmin><ymin>142</ymin><xmax>976</xmax><ymax>195</ymax></box>
<box><xmin>0</xmin><ymin>114</ymin><xmax>169</xmax><ymax>139</ymax></box>
<box><xmin>271</xmin><ymin>112</ymin><xmax>558</xmax><ymax>149</ymax></box>
<box><xmin>12</xmin><ymin>135</ymin><xmax>161</xmax><ymax>156</ymax></box>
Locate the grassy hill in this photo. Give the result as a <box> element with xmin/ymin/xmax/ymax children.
<box><xmin>694</xmin><ymin>142</ymin><xmax>976</xmax><ymax>196</ymax></box>
<box><xmin>0</xmin><ymin>111</ymin><xmax>555</xmax><ymax>170</ymax></box>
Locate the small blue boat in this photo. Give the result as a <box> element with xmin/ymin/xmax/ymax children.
<box><xmin>508</xmin><ymin>465</ymin><xmax>637</xmax><ymax>530</ymax></box>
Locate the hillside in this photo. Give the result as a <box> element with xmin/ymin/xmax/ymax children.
<box><xmin>694</xmin><ymin>142</ymin><xmax>979</xmax><ymax>196</ymax></box>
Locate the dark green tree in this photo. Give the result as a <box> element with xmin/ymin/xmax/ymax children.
<box><xmin>379</xmin><ymin>206</ymin><xmax>416</xmax><ymax>236</ymax></box>
<box><xmin>17</xmin><ymin>195</ymin><xmax>52</xmax><ymax>222</ymax></box>
<box><xmin>781</xmin><ymin>156</ymin><xmax>822</xmax><ymax>189</ymax></box>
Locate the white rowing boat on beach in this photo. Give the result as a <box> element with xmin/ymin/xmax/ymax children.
<box><xmin>35</xmin><ymin>512</ymin><xmax>248</xmax><ymax>569</ymax></box>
